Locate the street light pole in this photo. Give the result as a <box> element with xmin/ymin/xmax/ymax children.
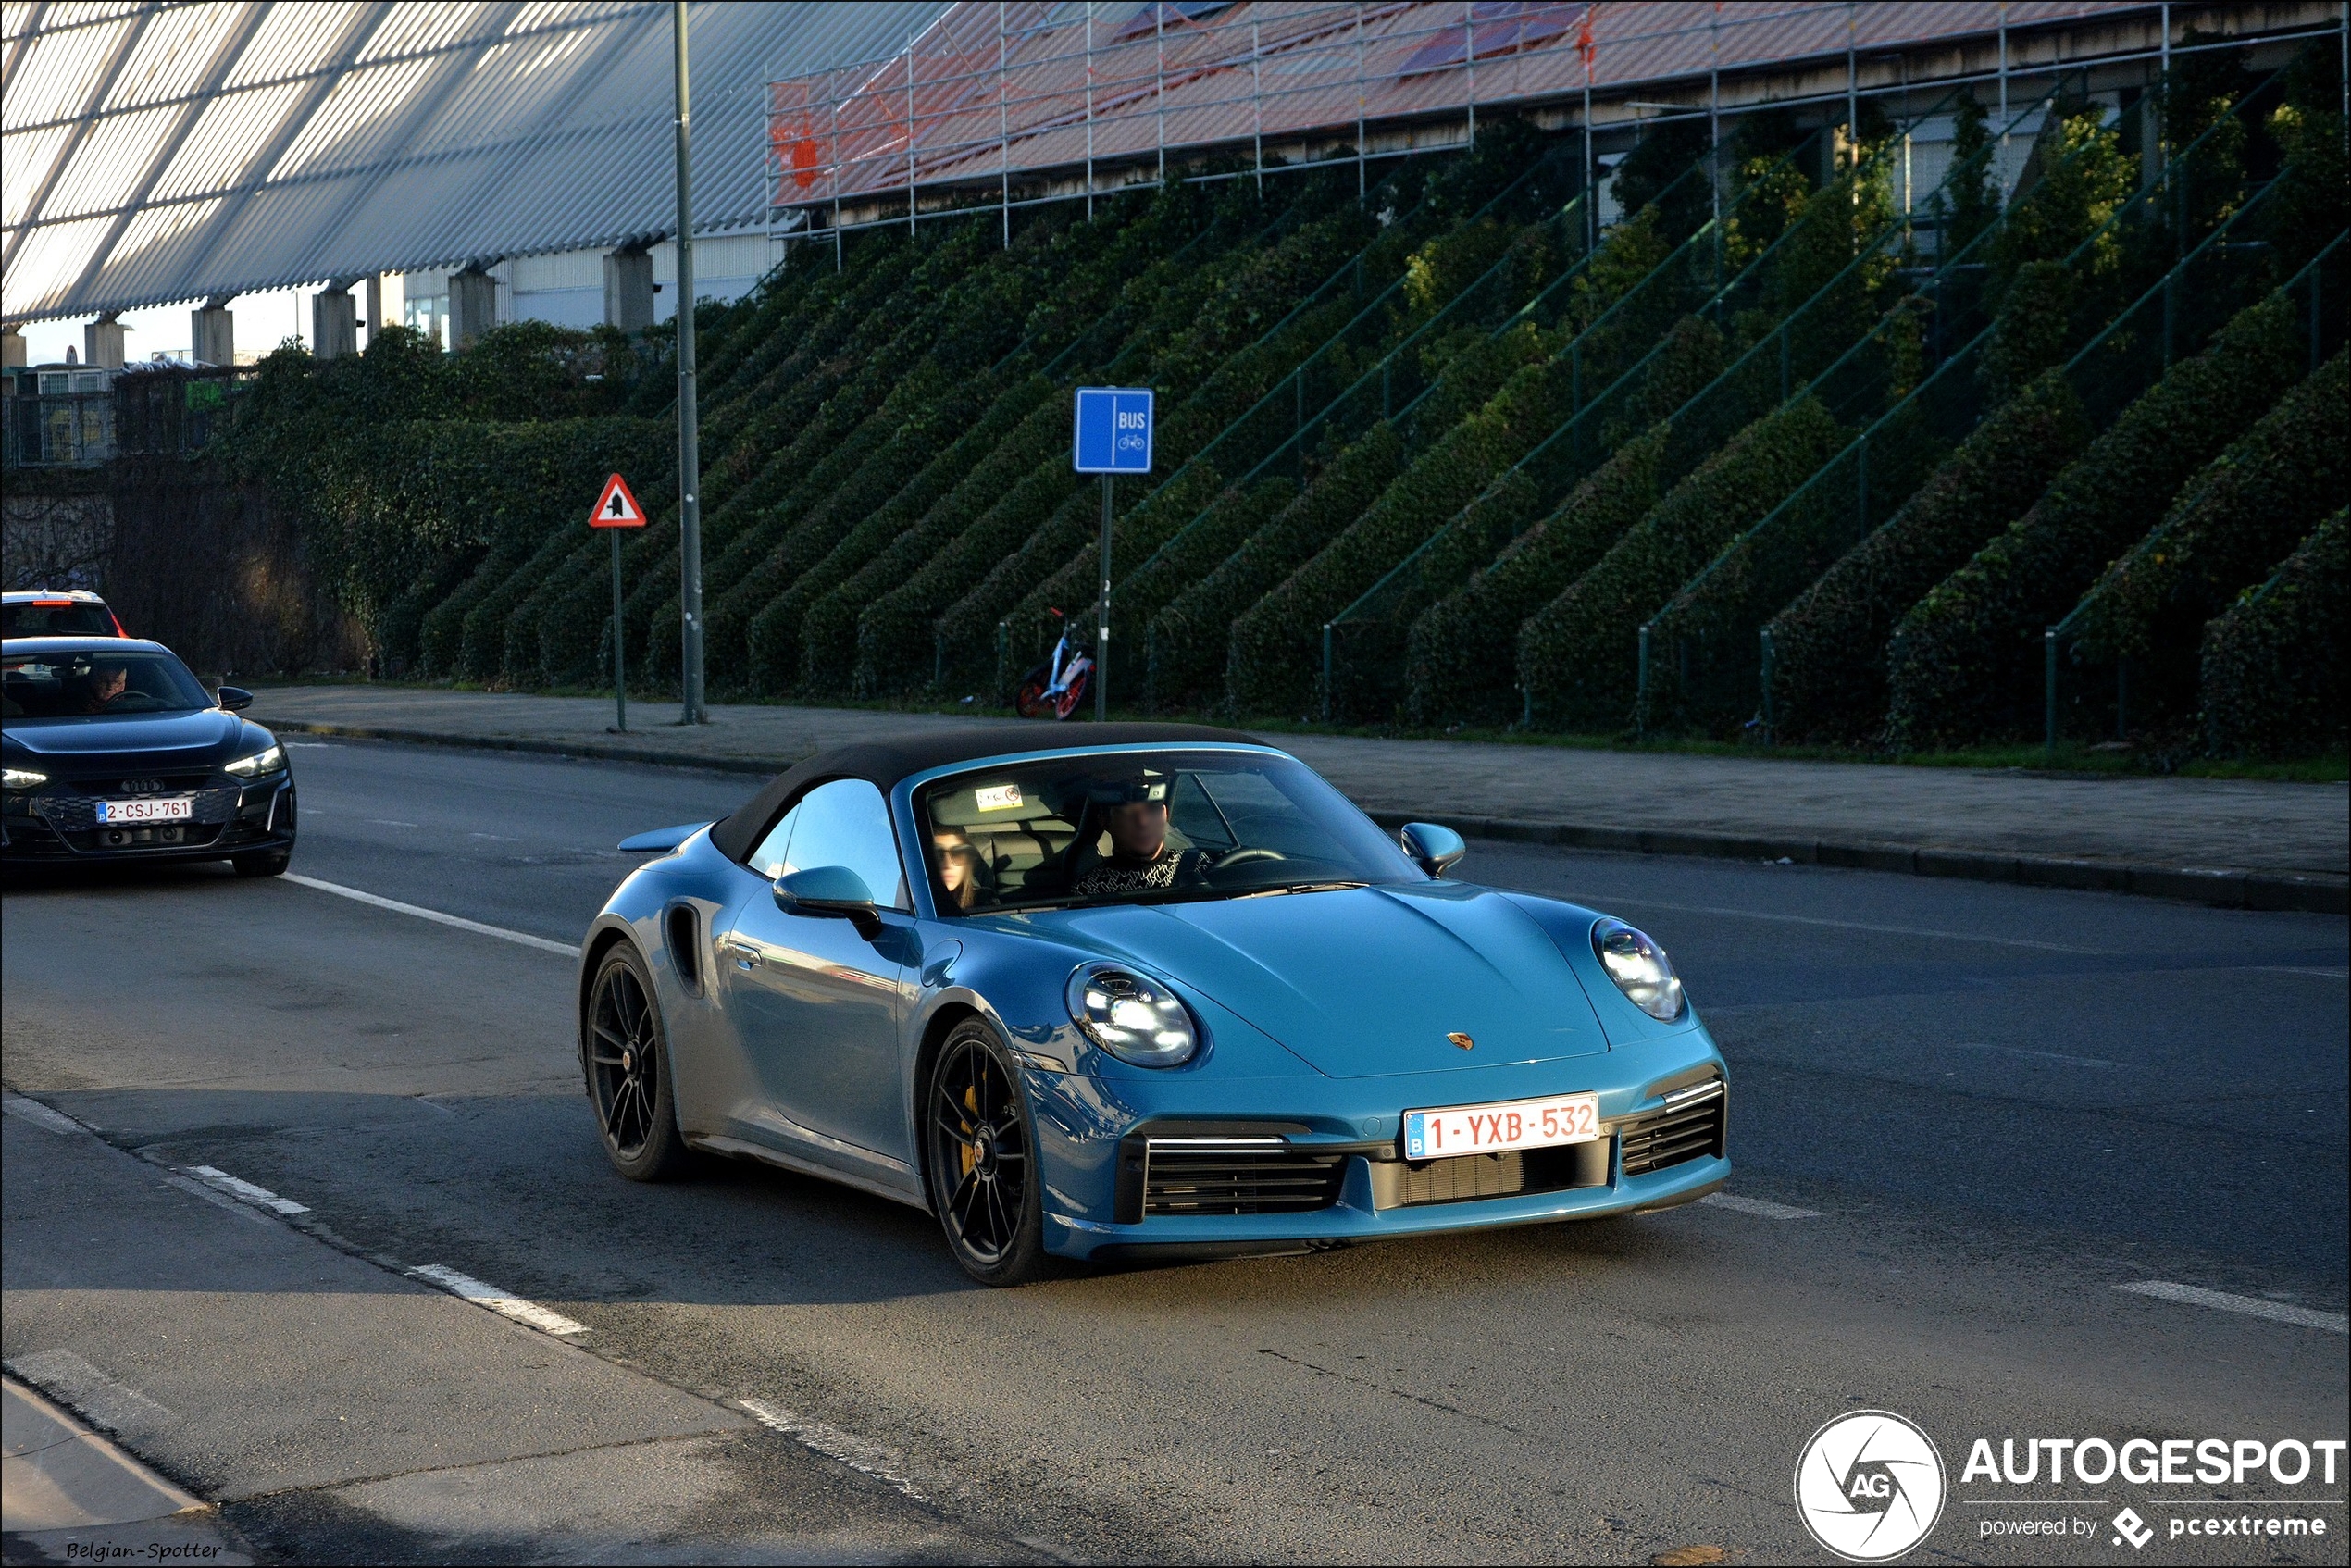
<box><xmin>673</xmin><ymin>0</ymin><xmax>705</xmax><ymax>724</ymax></box>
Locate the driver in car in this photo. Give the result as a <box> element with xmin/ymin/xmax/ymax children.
<box><xmin>75</xmin><ymin>660</ymin><xmax>130</xmax><ymax>714</ymax></box>
<box><xmin>1069</xmin><ymin>772</ymin><xmax>1211</xmax><ymax>896</ymax></box>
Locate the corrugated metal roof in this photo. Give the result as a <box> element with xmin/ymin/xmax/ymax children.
<box><xmin>768</xmin><ymin>0</ymin><xmax>2158</xmax><ymax>208</ymax></box>
<box><xmin>1</xmin><ymin>0</ymin><xmax>950</xmax><ymax>322</ymax></box>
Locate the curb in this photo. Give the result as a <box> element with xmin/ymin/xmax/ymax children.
<box><xmin>1357</xmin><ymin>811</ymin><xmax>2349</xmax><ymax>916</ymax></box>
<box><xmin>271</xmin><ymin>720</ymin><xmax>2350</xmax><ymax>916</ymax></box>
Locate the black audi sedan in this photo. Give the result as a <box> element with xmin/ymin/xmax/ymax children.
<box><xmin>2</xmin><ymin>637</ymin><xmax>295</xmax><ymax>876</ymax></box>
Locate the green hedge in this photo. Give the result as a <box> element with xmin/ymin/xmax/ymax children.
<box><xmin>1885</xmin><ymin>293</ymin><xmax>2307</xmax><ymax>748</ymax></box>
<box><xmin>982</xmin><ymin>286</ymin><xmax>1373</xmax><ymax>677</ymax></box>
<box><xmin>452</xmin><ymin>230</ymin><xmax>932</xmax><ymax>690</ymax></box>
<box><xmin>1146</xmin><ymin>422</ymin><xmax>1408</xmax><ymax>711</ymax></box>
<box><xmin>1518</xmin><ymin>397</ymin><xmax>1844</xmax><ymax>728</ymax></box>
<box><xmin>1226</xmin><ymin>330</ymin><xmax>1584</xmax><ymax>715</ymax></box>
<box><xmin>706</xmin><ymin>372</ymin><xmax>987</xmax><ymax>691</ymax></box>
<box><xmin>2200</xmin><ymin>508</ymin><xmax>2347</xmax><ymax>756</ymax></box>
<box><xmin>856</xmin><ymin>461</ymin><xmax>1083</xmax><ymax>695</ymax></box>
<box><xmin>1404</xmin><ymin>423</ymin><xmax>1669</xmax><ymax>724</ymax></box>
<box><xmin>945</xmin><ymin>291</ymin><xmax>1363</xmax><ymax>694</ymax></box>
<box><xmin>314</xmin><ymin>415</ymin><xmax>667</xmax><ymax>678</ymax></box>
<box><xmin>938</xmin><ymin>463</ymin><xmax>1224</xmax><ymax>700</ymax></box>
<box><xmin>758</xmin><ymin>380</ymin><xmax>1054</xmax><ymax>694</ymax></box>
<box><xmin>845</xmin><ymin>193</ymin><xmax>1383</xmax><ymax>699</ymax></box>
<box><xmin>2073</xmin><ymin>346</ymin><xmax>2347</xmax><ymax>666</ymax></box>
<box><xmin>1764</xmin><ymin>373</ymin><xmax>2090</xmax><ymax>744</ymax></box>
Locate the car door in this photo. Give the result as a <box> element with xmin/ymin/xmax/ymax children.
<box><xmin>715</xmin><ymin>778</ymin><xmax>916</xmax><ymax>1178</ymax></box>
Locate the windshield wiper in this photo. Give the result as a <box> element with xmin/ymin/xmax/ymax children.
<box><xmin>1233</xmin><ymin>880</ymin><xmax>1370</xmax><ymax>899</ymax></box>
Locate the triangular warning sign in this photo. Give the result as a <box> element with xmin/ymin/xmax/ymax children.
<box><xmin>589</xmin><ymin>473</ymin><xmax>646</xmax><ymax>528</ymax></box>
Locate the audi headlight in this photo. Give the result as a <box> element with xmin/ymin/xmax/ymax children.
<box><xmin>3</xmin><ymin>768</ymin><xmax>46</xmax><ymax>790</ymax></box>
<box><xmin>1592</xmin><ymin>918</ymin><xmax>1685</xmax><ymax>1021</ymax></box>
<box><xmin>1066</xmin><ymin>964</ymin><xmax>1198</xmax><ymax>1067</ymax></box>
<box><xmin>224</xmin><ymin>745</ymin><xmax>284</xmax><ymax>778</ymax></box>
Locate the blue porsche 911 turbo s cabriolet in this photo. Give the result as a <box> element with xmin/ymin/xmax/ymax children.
<box><xmin>584</xmin><ymin>724</ymin><xmax>1726</xmax><ymax>1285</ymax></box>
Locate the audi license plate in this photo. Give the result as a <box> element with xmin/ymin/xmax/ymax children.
<box><xmin>1404</xmin><ymin>1092</ymin><xmax>1600</xmax><ymax>1160</ymax></box>
<box><xmin>95</xmin><ymin>796</ymin><xmax>193</xmax><ymax>824</ymax></box>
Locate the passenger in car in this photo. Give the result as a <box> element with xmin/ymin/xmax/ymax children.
<box><xmin>932</xmin><ymin>828</ymin><xmax>989</xmax><ymax>910</ymax></box>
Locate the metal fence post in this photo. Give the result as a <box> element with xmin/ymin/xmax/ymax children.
<box><xmin>1636</xmin><ymin>623</ymin><xmax>1650</xmax><ymax>739</ymax></box>
<box><xmin>1758</xmin><ymin>627</ymin><xmax>1774</xmax><ymax>743</ymax></box>
<box><xmin>2044</xmin><ymin>625</ymin><xmax>2059</xmax><ymax>756</ymax></box>
<box><xmin>1855</xmin><ymin>434</ymin><xmax>1869</xmax><ymax>543</ymax></box>
<box><xmin>1320</xmin><ymin>624</ymin><xmax>1334</xmax><ymax>722</ymax></box>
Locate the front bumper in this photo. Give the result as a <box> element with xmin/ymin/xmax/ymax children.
<box><xmin>1027</xmin><ymin>1031</ymin><xmax>1729</xmax><ymax>1261</ymax></box>
<box><xmin>2</xmin><ymin>778</ymin><xmax>294</xmax><ymax>863</ymax></box>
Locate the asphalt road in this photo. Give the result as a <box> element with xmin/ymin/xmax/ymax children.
<box><xmin>5</xmin><ymin>738</ymin><xmax>2345</xmax><ymax>1565</ymax></box>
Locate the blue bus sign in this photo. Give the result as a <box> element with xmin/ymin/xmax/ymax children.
<box><xmin>1073</xmin><ymin>386</ymin><xmax>1153</xmax><ymax>474</ymax></box>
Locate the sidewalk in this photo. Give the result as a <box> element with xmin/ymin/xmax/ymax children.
<box><xmin>3</xmin><ymin>1375</ymin><xmax>249</xmax><ymax>1565</ymax></box>
<box><xmin>247</xmin><ymin>686</ymin><xmax>2348</xmax><ymax>913</ymax></box>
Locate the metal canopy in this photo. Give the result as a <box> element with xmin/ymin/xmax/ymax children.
<box><xmin>1</xmin><ymin>0</ymin><xmax>949</xmax><ymax>324</ymax></box>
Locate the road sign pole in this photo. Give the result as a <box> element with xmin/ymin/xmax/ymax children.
<box><xmin>589</xmin><ymin>472</ymin><xmax>647</xmax><ymax>730</ymax></box>
<box><xmin>611</xmin><ymin>526</ymin><xmax>627</xmax><ymax>734</ymax></box>
<box><xmin>1073</xmin><ymin>386</ymin><xmax>1151</xmax><ymax>723</ymax></box>
<box><xmin>1096</xmin><ymin>473</ymin><xmax>1112</xmax><ymax>720</ymax></box>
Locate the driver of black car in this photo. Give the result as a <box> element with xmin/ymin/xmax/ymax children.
<box><xmin>75</xmin><ymin>659</ymin><xmax>131</xmax><ymax>714</ymax></box>
<box><xmin>1067</xmin><ymin>771</ymin><xmax>1214</xmax><ymax>897</ymax></box>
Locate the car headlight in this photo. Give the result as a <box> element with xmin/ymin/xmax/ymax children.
<box><xmin>1065</xmin><ymin>964</ymin><xmax>1199</xmax><ymax>1067</ymax></box>
<box><xmin>1592</xmin><ymin>918</ymin><xmax>1685</xmax><ymax>1021</ymax></box>
<box><xmin>224</xmin><ymin>745</ymin><xmax>284</xmax><ymax>778</ymax></box>
<box><xmin>3</xmin><ymin>767</ymin><xmax>46</xmax><ymax>790</ymax></box>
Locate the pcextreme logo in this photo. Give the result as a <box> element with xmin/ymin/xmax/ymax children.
<box><xmin>1794</xmin><ymin>1410</ymin><xmax>1947</xmax><ymax>1562</ymax></box>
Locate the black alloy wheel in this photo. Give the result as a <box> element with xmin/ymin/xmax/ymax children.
<box><xmin>586</xmin><ymin>944</ymin><xmax>688</xmax><ymax>1180</ymax></box>
<box><xmin>927</xmin><ymin>1020</ymin><xmax>1051</xmax><ymax>1285</ymax></box>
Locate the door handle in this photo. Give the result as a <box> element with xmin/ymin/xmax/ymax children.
<box><xmin>722</xmin><ymin>939</ymin><xmax>761</xmax><ymax>970</ymax></box>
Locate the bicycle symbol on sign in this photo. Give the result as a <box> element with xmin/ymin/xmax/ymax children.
<box><xmin>1115</xmin><ymin>432</ymin><xmax>1147</xmax><ymax>451</ymax></box>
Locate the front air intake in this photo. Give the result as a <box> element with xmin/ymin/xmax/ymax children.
<box><xmin>1140</xmin><ymin>1139</ymin><xmax>1345</xmax><ymax>1217</ymax></box>
<box><xmin>1617</xmin><ymin>1081</ymin><xmax>1727</xmax><ymax>1176</ymax></box>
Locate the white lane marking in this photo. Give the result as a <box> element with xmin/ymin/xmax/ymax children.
<box><xmin>367</xmin><ymin>818</ymin><xmax>420</xmax><ymax>828</ymax></box>
<box><xmin>7</xmin><ymin>1350</ymin><xmax>177</xmax><ymax>1434</ymax></box>
<box><xmin>1598</xmin><ymin>895</ymin><xmax>2116</xmax><ymax>955</ymax></box>
<box><xmin>1700</xmin><ymin>1193</ymin><xmax>1822</xmax><ymax>1220</ymax></box>
<box><xmin>284</xmin><ymin>874</ymin><xmax>579</xmax><ymax>957</ymax></box>
<box><xmin>283</xmin><ymin>741</ymin><xmax>333</xmax><ymax>748</ymax></box>
<box><xmin>409</xmin><ymin>1264</ymin><xmax>589</xmax><ymax>1336</ymax></box>
<box><xmin>3</xmin><ymin>1094</ymin><xmax>81</xmax><ymax>1136</ymax></box>
<box><xmin>187</xmin><ymin>1164</ymin><xmax>309</xmax><ymax>1215</ymax></box>
<box><xmin>737</xmin><ymin>1398</ymin><xmax>931</xmax><ymax>1502</ymax></box>
<box><xmin>162</xmin><ymin>1172</ymin><xmax>279</xmax><ymax>1226</ymax></box>
<box><xmin>2116</xmin><ymin>1280</ymin><xmax>2348</xmax><ymax>1334</ymax></box>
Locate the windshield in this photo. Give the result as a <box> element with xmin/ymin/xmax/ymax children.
<box><xmin>917</xmin><ymin>749</ymin><xmax>1422</xmax><ymax>914</ymax></box>
<box><xmin>2</xmin><ymin>648</ymin><xmax>214</xmax><ymax>718</ymax></box>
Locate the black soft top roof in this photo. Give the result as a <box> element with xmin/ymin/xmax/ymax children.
<box><xmin>709</xmin><ymin>721</ymin><xmax>1266</xmax><ymax>863</ymax></box>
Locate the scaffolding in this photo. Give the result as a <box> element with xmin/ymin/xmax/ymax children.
<box><xmin>766</xmin><ymin>1</ymin><xmax>2175</xmax><ymax>234</ymax></box>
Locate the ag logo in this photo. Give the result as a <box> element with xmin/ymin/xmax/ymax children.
<box><xmin>1794</xmin><ymin>1410</ymin><xmax>1946</xmax><ymax>1562</ymax></box>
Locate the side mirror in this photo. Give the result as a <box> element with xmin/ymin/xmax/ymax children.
<box><xmin>776</xmin><ymin>865</ymin><xmax>881</xmax><ymax>935</ymax></box>
<box><xmin>217</xmin><ymin>685</ymin><xmax>253</xmax><ymax>712</ymax></box>
<box><xmin>1400</xmin><ymin>822</ymin><xmax>1466</xmax><ymax>877</ymax></box>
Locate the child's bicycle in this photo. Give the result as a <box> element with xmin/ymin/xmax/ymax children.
<box><xmin>1014</xmin><ymin>609</ymin><xmax>1092</xmax><ymax>720</ymax></box>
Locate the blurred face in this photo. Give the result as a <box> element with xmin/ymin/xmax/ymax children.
<box><xmin>1106</xmin><ymin>800</ymin><xmax>1168</xmax><ymax>860</ymax></box>
<box><xmin>89</xmin><ymin>666</ymin><xmax>127</xmax><ymax>704</ymax></box>
<box><xmin>933</xmin><ymin>832</ymin><xmax>974</xmax><ymax>894</ymax></box>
